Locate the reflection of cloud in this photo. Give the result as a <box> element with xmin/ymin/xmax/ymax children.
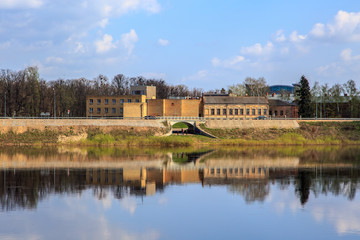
<box><xmin>120</xmin><ymin>196</ymin><xmax>137</xmax><ymax>215</ymax></box>
<box><xmin>311</xmin><ymin>202</ymin><xmax>360</xmax><ymax>235</ymax></box>
<box><xmin>0</xmin><ymin>190</ymin><xmax>161</xmax><ymax>240</ymax></box>
<box><xmin>101</xmin><ymin>193</ymin><xmax>112</xmax><ymax>209</ymax></box>
<box><xmin>158</xmin><ymin>197</ymin><xmax>168</xmax><ymax>205</ymax></box>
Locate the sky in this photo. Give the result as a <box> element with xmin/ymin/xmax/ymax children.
<box><xmin>1</xmin><ymin>0</ymin><xmax>360</xmax><ymax>90</ymax></box>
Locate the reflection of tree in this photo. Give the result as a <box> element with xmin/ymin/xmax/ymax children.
<box><xmin>228</xmin><ymin>180</ymin><xmax>270</xmax><ymax>203</ymax></box>
<box><xmin>295</xmin><ymin>170</ymin><xmax>312</xmax><ymax>205</ymax></box>
<box><xmin>0</xmin><ymin>169</ymin><xmax>87</xmax><ymax>211</ymax></box>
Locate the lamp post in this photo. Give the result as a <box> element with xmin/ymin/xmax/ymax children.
<box><xmin>4</xmin><ymin>91</ymin><xmax>6</xmax><ymax>118</ymax></box>
<box><xmin>53</xmin><ymin>87</ymin><xmax>56</xmax><ymax>119</ymax></box>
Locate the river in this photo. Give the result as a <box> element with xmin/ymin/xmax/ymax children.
<box><xmin>0</xmin><ymin>146</ymin><xmax>359</xmax><ymax>239</ymax></box>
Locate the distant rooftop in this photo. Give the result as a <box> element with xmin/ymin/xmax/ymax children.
<box><xmin>203</xmin><ymin>96</ymin><xmax>268</xmax><ymax>104</ymax></box>
<box><xmin>269</xmin><ymin>85</ymin><xmax>295</xmax><ymax>94</ymax></box>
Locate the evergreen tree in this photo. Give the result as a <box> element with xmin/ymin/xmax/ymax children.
<box><xmin>297</xmin><ymin>75</ymin><xmax>313</xmax><ymax>118</ymax></box>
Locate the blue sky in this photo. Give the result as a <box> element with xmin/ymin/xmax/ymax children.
<box><xmin>1</xmin><ymin>0</ymin><xmax>360</xmax><ymax>90</ymax></box>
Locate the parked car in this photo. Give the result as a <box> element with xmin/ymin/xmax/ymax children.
<box><xmin>144</xmin><ymin>116</ymin><xmax>156</xmax><ymax>120</ymax></box>
<box><xmin>253</xmin><ymin>116</ymin><xmax>267</xmax><ymax>120</ymax></box>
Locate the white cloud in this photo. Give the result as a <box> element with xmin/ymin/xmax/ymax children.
<box><xmin>289</xmin><ymin>31</ymin><xmax>306</xmax><ymax>42</ymax></box>
<box><xmin>74</xmin><ymin>42</ymin><xmax>85</xmax><ymax>54</ymax></box>
<box><xmin>340</xmin><ymin>48</ymin><xmax>360</xmax><ymax>61</ymax></box>
<box><xmin>100</xmin><ymin>0</ymin><xmax>161</xmax><ymax>17</ymax></box>
<box><xmin>0</xmin><ymin>0</ymin><xmax>44</xmax><ymax>9</ymax></box>
<box><xmin>45</xmin><ymin>56</ymin><xmax>64</xmax><ymax>64</ymax></box>
<box><xmin>121</xmin><ymin>29</ymin><xmax>138</xmax><ymax>55</ymax></box>
<box><xmin>241</xmin><ymin>42</ymin><xmax>274</xmax><ymax>56</ymax></box>
<box><xmin>158</xmin><ymin>38</ymin><xmax>169</xmax><ymax>46</ymax></box>
<box><xmin>98</xmin><ymin>18</ymin><xmax>109</xmax><ymax>28</ymax></box>
<box><xmin>141</xmin><ymin>72</ymin><xmax>166</xmax><ymax>79</ymax></box>
<box><xmin>310</xmin><ymin>10</ymin><xmax>360</xmax><ymax>42</ymax></box>
<box><xmin>182</xmin><ymin>69</ymin><xmax>209</xmax><ymax>83</ymax></box>
<box><xmin>212</xmin><ymin>56</ymin><xmax>245</xmax><ymax>69</ymax></box>
<box><xmin>275</xmin><ymin>30</ymin><xmax>286</xmax><ymax>42</ymax></box>
<box><xmin>95</xmin><ymin>34</ymin><xmax>116</xmax><ymax>53</ymax></box>
<box><xmin>310</xmin><ymin>23</ymin><xmax>325</xmax><ymax>37</ymax></box>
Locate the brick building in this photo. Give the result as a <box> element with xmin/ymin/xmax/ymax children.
<box><xmin>86</xmin><ymin>95</ymin><xmax>147</xmax><ymax>118</ymax></box>
<box><xmin>147</xmin><ymin>99</ymin><xmax>201</xmax><ymax>117</ymax></box>
<box><xmin>268</xmin><ymin>99</ymin><xmax>298</xmax><ymax>118</ymax></box>
<box><xmin>202</xmin><ymin>95</ymin><xmax>269</xmax><ymax>119</ymax></box>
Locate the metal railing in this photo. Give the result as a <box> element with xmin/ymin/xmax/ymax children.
<box><xmin>0</xmin><ymin>116</ymin><xmax>359</xmax><ymax>121</ymax></box>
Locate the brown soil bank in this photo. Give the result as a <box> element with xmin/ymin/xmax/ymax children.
<box><xmin>0</xmin><ymin>120</ymin><xmax>359</xmax><ymax>146</ymax></box>
<box><xmin>200</xmin><ymin>121</ymin><xmax>360</xmax><ymax>145</ymax></box>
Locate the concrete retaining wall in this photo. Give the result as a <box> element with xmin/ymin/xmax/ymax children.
<box><xmin>205</xmin><ymin>119</ymin><xmax>299</xmax><ymax>129</ymax></box>
<box><xmin>0</xmin><ymin>119</ymin><xmax>166</xmax><ymax>134</ymax></box>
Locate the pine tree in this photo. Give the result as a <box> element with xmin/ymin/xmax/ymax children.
<box><xmin>297</xmin><ymin>75</ymin><xmax>313</xmax><ymax>118</ymax></box>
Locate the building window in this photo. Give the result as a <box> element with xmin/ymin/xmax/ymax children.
<box><xmin>229</xmin><ymin>109</ymin><xmax>233</xmax><ymax>115</ymax></box>
<box><xmin>120</xmin><ymin>99</ymin><xmax>124</xmax><ymax>104</ymax></box>
<box><xmin>112</xmin><ymin>99</ymin><xmax>116</xmax><ymax>104</ymax></box>
<box><xmin>89</xmin><ymin>108</ymin><xmax>93</xmax><ymax>113</ymax></box>
<box><xmin>97</xmin><ymin>99</ymin><xmax>101</xmax><ymax>105</ymax></box>
<box><xmin>258</xmin><ymin>109</ymin><xmax>261</xmax><ymax>115</ymax></box>
<box><xmin>246</xmin><ymin>109</ymin><xmax>250</xmax><ymax>115</ymax></box>
<box><xmin>252</xmin><ymin>109</ymin><xmax>255</xmax><ymax>115</ymax></box>
<box><xmin>105</xmin><ymin>99</ymin><xmax>109</xmax><ymax>105</ymax></box>
<box><xmin>128</xmin><ymin>99</ymin><xmax>131</xmax><ymax>103</ymax></box>
<box><xmin>235</xmin><ymin>109</ymin><xmax>238</xmax><ymax>115</ymax></box>
<box><xmin>274</xmin><ymin>110</ymin><xmax>278</xmax><ymax>116</ymax></box>
<box><xmin>136</xmin><ymin>99</ymin><xmax>140</xmax><ymax>103</ymax></box>
<box><xmin>97</xmin><ymin>108</ymin><xmax>101</xmax><ymax>113</ymax></box>
<box><xmin>89</xmin><ymin>99</ymin><xmax>93</xmax><ymax>105</ymax></box>
<box><xmin>112</xmin><ymin>108</ymin><xmax>116</xmax><ymax>113</ymax></box>
<box><xmin>120</xmin><ymin>108</ymin><xmax>123</xmax><ymax>114</ymax></box>
<box><xmin>105</xmin><ymin>108</ymin><xmax>108</xmax><ymax>113</ymax></box>
<box><xmin>264</xmin><ymin>109</ymin><xmax>268</xmax><ymax>115</ymax></box>
<box><xmin>217</xmin><ymin>109</ymin><xmax>220</xmax><ymax>115</ymax></box>
<box><xmin>280</xmin><ymin>110</ymin><xmax>284</xmax><ymax>116</ymax></box>
<box><xmin>240</xmin><ymin>109</ymin><xmax>244</xmax><ymax>115</ymax></box>
<box><xmin>223</xmin><ymin>109</ymin><xmax>227</xmax><ymax>115</ymax></box>
<box><xmin>211</xmin><ymin>109</ymin><xmax>215</xmax><ymax>115</ymax></box>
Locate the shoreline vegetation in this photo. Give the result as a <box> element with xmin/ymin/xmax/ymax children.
<box><xmin>0</xmin><ymin>121</ymin><xmax>360</xmax><ymax>147</ymax></box>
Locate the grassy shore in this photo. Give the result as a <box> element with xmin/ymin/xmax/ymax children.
<box><xmin>1</xmin><ymin>121</ymin><xmax>360</xmax><ymax>146</ymax></box>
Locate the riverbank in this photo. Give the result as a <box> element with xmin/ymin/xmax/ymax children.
<box><xmin>0</xmin><ymin>121</ymin><xmax>359</xmax><ymax>146</ymax></box>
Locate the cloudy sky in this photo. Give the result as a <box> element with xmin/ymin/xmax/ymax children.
<box><xmin>1</xmin><ymin>0</ymin><xmax>360</xmax><ymax>90</ymax></box>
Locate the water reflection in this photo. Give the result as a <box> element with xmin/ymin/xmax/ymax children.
<box><xmin>1</xmin><ymin>146</ymin><xmax>360</xmax><ymax>239</ymax></box>
<box><xmin>0</xmin><ymin>146</ymin><xmax>359</xmax><ymax>211</ymax></box>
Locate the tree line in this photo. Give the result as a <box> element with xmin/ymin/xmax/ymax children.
<box><xmin>1</xmin><ymin>67</ymin><xmax>358</xmax><ymax>118</ymax></box>
<box><xmin>0</xmin><ymin>67</ymin><xmax>203</xmax><ymax>117</ymax></box>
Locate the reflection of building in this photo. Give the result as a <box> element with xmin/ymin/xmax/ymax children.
<box><xmin>204</xmin><ymin>166</ymin><xmax>268</xmax><ymax>179</ymax></box>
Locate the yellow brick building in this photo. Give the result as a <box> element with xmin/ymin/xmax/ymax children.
<box><xmin>147</xmin><ymin>99</ymin><xmax>201</xmax><ymax>117</ymax></box>
<box><xmin>86</xmin><ymin>95</ymin><xmax>147</xmax><ymax>118</ymax></box>
<box><xmin>202</xmin><ymin>95</ymin><xmax>269</xmax><ymax>118</ymax></box>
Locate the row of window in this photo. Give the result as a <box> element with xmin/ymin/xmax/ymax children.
<box><xmin>89</xmin><ymin>107</ymin><xmax>123</xmax><ymax>114</ymax></box>
<box><xmin>269</xmin><ymin>110</ymin><xmax>290</xmax><ymax>116</ymax></box>
<box><xmin>209</xmin><ymin>108</ymin><xmax>267</xmax><ymax>116</ymax></box>
<box><xmin>209</xmin><ymin>167</ymin><xmax>267</xmax><ymax>175</ymax></box>
<box><xmin>89</xmin><ymin>98</ymin><xmax>140</xmax><ymax>105</ymax></box>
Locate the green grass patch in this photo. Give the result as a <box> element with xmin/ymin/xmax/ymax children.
<box><xmin>172</xmin><ymin>122</ymin><xmax>189</xmax><ymax>129</ymax></box>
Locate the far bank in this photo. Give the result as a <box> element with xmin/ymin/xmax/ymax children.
<box><xmin>0</xmin><ymin>118</ymin><xmax>359</xmax><ymax>146</ymax></box>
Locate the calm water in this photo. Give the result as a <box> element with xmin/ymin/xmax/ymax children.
<box><xmin>0</xmin><ymin>146</ymin><xmax>360</xmax><ymax>239</ymax></box>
